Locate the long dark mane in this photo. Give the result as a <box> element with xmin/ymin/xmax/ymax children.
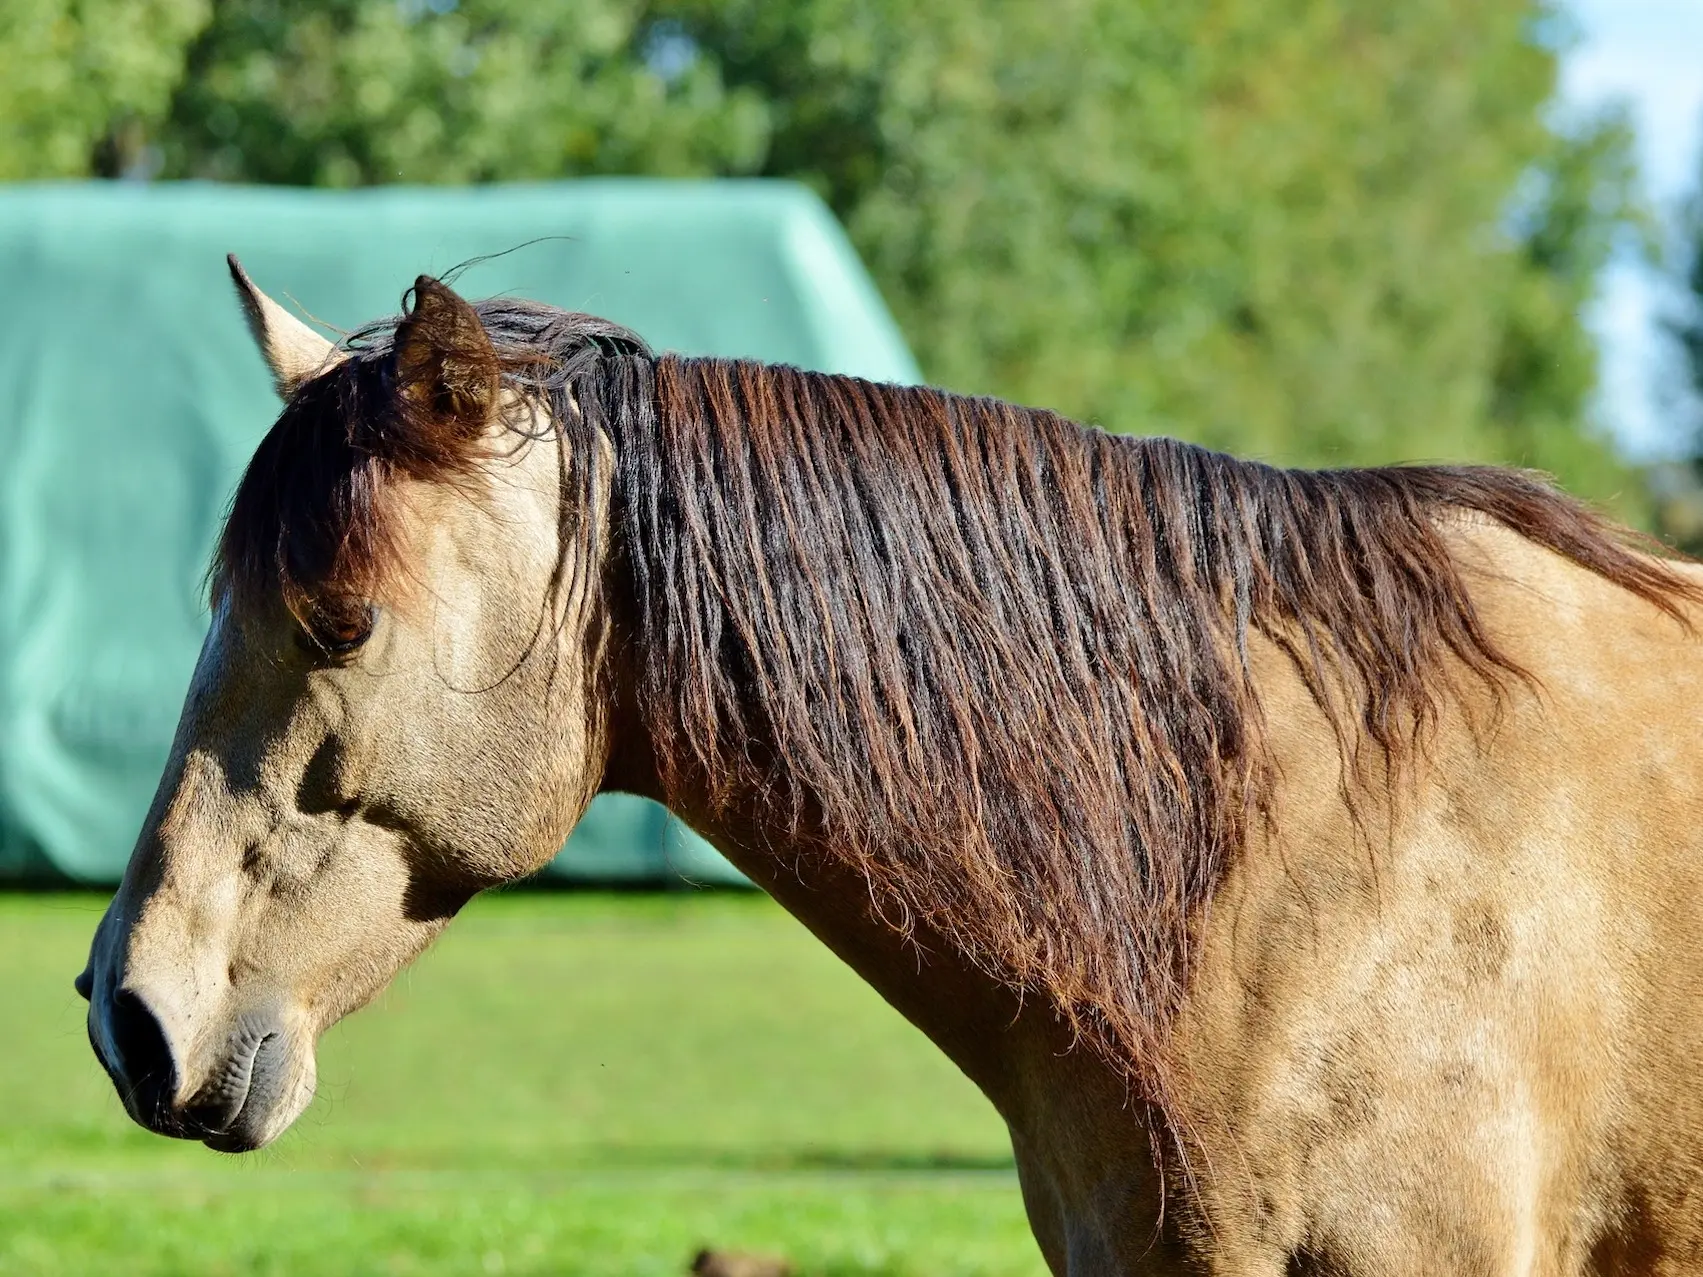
<box><xmin>216</xmin><ymin>285</ymin><xmax>1699</xmax><ymax>1093</ymax></box>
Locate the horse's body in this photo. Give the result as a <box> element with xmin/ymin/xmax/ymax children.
<box><xmin>1094</xmin><ymin>532</ymin><xmax>1703</xmax><ymax>1274</ymax></box>
<box><xmin>77</xmin><ymin>264</ymin><xmax>1703</xmax><ymax>1274</ymax></box>
<box><xmin>667</xmin><ymin>523</ymin><xmax>1703</xmax><ymax>1275</ymax></box>
<box><xmin>1165</xmin><ymin>532</ymin><xmax>1703</xmax><ymax>1277</ymax></box>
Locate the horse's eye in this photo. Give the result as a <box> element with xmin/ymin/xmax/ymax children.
<box><xmin>297</xmin><ymin>602</ymin><xmax>377</xmax><ymax>657</ymax></box>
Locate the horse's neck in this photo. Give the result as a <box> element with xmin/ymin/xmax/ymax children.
<box><xmin>595</xmin><ymin>634</ymin><xmax>1031</xmax><ymax>1089</ymax></box>
<box><xmin>602</xmin><ymin>710</ymin><xmax>1029</xmax><ymax>1098</ymax></box>
<box><xmin>694</xmin><ymin>799</ymin><xmax>1170</xmax><ymax>1227</ymax></box>
<box><xmin>599</xmin><ymin>672</ymin><xmax>1173</xmax><ymax>1263</ymax></box>
<box><xmin>596</xmin><ymin>631</ymin><xmax>1155</xmax><ymax>1159</ymax></box>
<box><xmin>675</xmin><ymin>787</ymin><xmax>1032</xmax><ymax>1095</ymax></box>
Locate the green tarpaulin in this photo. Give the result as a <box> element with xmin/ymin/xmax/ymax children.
<box><xmin>0</xmin><ymin>180</ymin><xmax>920</xmax><ymax>885</ymax></box>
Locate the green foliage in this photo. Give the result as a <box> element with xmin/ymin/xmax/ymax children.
<box><xmin>667</xmin><ymin>0</ymin><xmax>1645</xmax><ymax>510</ymax></box>
<box><xmin>1647</xmin><ymin>144</ymin><xmax>1703</xmax><ymax>548</ymax></box>
<box><xmin>158</xmin><ymin>0</ymin><xmax>768</xmax><ymax>185</ymax></box>
<box><xmin>0</xmin><ymin>0</ymin><xmax>208</xmax><ymax>179</ymax></box>
<box><xmin>1673</xmin><ymin>163</ymin><xmax>1703</xmax><ymax>447</ymax></box>
<box><xmin>0</xmin><ymin>0</ymin><xmax>1646</xmax><ymax>513</ymax></box>
<box><xmin>1486</xmin><ymin>106</ymin><xmax>1647</xmax><ymax>512</ymax></box>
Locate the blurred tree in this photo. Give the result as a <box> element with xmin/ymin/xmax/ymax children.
<box><xmin>667</xmin><ymin>0</ymin><xmax>1645</xmax><ymax>509</ymax></box>
<box><xmin>0</xmin><ymin>0</ymin><xmax>208</xmax><ymax>179</ymax></box>
<box><xmin>155</xmin><ymin>0</ymin><xmax>769</xmax><ymax>184</ymax></box>
<box><xmin>0</xmin><ymin>0</ymin><xmax>1648</xmax><ymax>512</ymax></box>
<box><xmin>1485</xmin><ymin>106</ymin><xmax>1646</xmax><ymax>508</ymax></box>
<box><xmin>1646</xmin><ymin>148</ymin><xmax>1703</xmax><ymax>548</ymax></box>
<box><xmin>1673</xmin><ymin>172</ymin><xmax>1703</xmax><ymax>448</ymax></box>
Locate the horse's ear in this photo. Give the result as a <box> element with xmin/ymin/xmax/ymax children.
<box><xmin>392</xmin><ymin>275</ymin><xmax>500</xmax><ymax>427</ymax></box>
<box><xmin>226</xmin><ymin>255</ymin><xmax>342</xmax><ymax>399</ymax></box>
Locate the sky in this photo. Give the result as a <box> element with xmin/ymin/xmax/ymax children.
<box><xmin>1560</xmin><ymin>0</ymin><xmax>1703</xmax><ymax>458</ymax></box>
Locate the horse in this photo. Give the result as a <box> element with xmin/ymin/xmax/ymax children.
<box><xmin>77</xmin><ymin>257</ymin><xmax>1703</xmax><ymax>1275</ymax></box>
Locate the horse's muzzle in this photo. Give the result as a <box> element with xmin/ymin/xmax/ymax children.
<box><xmin>81</xmin><ymin>978</ymin><xmax>286</xmax><ymax>1153</ymax></box>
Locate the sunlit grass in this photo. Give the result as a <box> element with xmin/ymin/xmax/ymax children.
<box><xmin>0</xmin><ymin>892</ymin><xmax>1044</xmax><ymax>1276</ymax></box>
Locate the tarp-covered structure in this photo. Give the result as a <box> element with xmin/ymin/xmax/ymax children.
<box><xmin>0</xmin><ymin>180</ymin><xmax>920</xmax><ymax>885</ymax></box>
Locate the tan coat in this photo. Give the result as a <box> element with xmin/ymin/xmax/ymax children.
<box><xmin>79</xmin><ymin>266</ymin><xmax>1703</xmax><ymax>1275</ymax></box>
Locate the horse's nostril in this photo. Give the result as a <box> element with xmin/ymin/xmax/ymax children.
<box><xmin>106</xmin><ymin>988</ymin><xmax>179</xmax><ymax>1114</ymax></box>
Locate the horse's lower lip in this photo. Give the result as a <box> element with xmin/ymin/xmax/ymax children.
<box><xmin>188</xmin><ymin>1029</ymin><xmax>281</xmax><ymax>1149</ymax></box>
<box><xmin>202</xmin><ymin>1126</ymin><xmax>266</xmax><ymax>1154</ymax></box>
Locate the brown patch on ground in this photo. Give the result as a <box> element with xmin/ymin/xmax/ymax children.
<box><xmin>689</xmin><ymin>1248</ymin><xmax>795</xmax><ymax>1277</ymax></box>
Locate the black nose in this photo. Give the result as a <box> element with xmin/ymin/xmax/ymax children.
<box><xmin>74</xmin><ymin>967</ymin><xmax>93</xmax><ymax>1001</ymax></box>
<box><xmin>104</xmin><ymin>988</ymin><xmax>183</xmax><ymax>1130</ymax></box>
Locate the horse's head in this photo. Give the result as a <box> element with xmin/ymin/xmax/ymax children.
<box><xmin>78</xmin><ymin>263</ymin><xmax>622</xmax><ymax>1151</ymax></box>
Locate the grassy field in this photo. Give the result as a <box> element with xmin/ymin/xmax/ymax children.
<box><xmin>0</xmin><ymin>891</ymin><xmax>1046</xmax><ymax>1276</ymax></box>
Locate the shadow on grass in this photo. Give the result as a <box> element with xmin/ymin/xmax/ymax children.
<box><xmin>566</xmin><ymin>1144</ymin><xmax>1016</xmax><ymax>1173</ymax></box>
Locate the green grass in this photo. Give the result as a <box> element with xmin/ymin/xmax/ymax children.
<box><xmin>0</xmin><ymin>892</ymin><xmax>1046</xmax><ymax>1276</ymax></box>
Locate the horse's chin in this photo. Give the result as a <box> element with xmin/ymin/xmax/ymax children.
<box><xmin>113</xmin><ymin>1027</ymin><xmax>319</xmax><ymax>1155</ymax></box>
<box><xmin>200</xmin><ymin>1039</ymin><xmax>317</xmax><ymax>1154</ymax></box>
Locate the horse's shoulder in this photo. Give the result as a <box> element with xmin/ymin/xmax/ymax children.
<box><xmin>1439</xmin><ymin>519</ymin><xmax>1702</xmax><ymax>712</ymax></box>
<box><xmin>1443</xmin><ymin>514</ymin><xmax>1700</xmax><ymax>633</ymax></box>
